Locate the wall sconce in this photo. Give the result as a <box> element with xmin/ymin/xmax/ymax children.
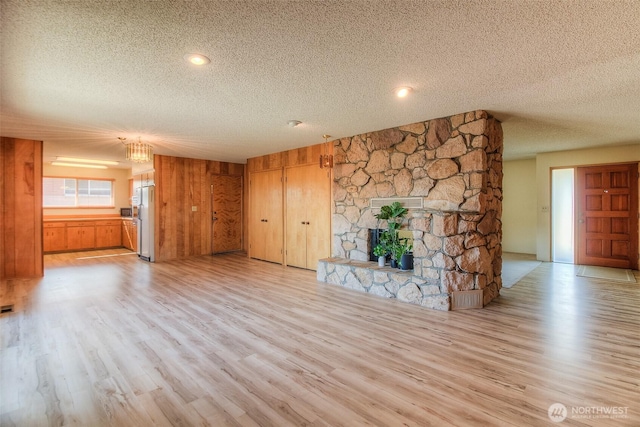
<box><xmin>319</xmin><ymin>134</ymin><xmax>333</xmax><ymax>169</ymax></box>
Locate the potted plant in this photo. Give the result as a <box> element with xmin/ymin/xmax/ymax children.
<box><xmin>398</xmin><ymin>238</ymin><xmax>414</xmax><ymax>271</ymax></box>
<box><xmin>375</xmin><ymin>202</ymin><xmax>408</xmax><ymax>268</ymax></box>
<box><xmin>373</xmin><ymin>243</ymin><xmax>387</xmax><ymax>267</ymax></box>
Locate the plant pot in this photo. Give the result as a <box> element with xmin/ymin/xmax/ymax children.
<box><xmin>390</xmin><ymin>259</ymin><xmax>398</xmax><ymax>269</ymax></box>
<box><xmin>400</xmin><ymin>253</ymin><xmax>414</xmax><ymax>271</ymax></box>
<box><xmin>377</xmin><ymin>256</ymin><xmax>385</xmax><ymax>267</ymax></box>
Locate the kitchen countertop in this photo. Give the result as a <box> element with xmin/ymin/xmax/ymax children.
<box><xmin>43</xmin><ymin>217</ymin><xmax>130</xmax><ymax>222</ymax></box>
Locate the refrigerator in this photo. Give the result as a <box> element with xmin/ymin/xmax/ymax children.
<box><xmin>136</xmin><ymin>185</ymin><xmax>155</xmax><ymax>262</ymax></box>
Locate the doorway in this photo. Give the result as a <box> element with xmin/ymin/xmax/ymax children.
<box><xmin>551</xmin><ymin>168</ymin><xmax>574</xmax><ymax>263</ymax></box>
<box><xmin>551</xmin><ymin>162</ymin><xmax>639</xmax><ymax>270</ymax></box>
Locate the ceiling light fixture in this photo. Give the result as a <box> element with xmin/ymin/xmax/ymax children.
<box><xmin>288</xmin><ymin>120</ymin><xmax>302</xmax><ymax>127</ymax></box>
<box><xmin>394</xmin><ymin>86</ymin><xmax>413</xmax><ymax>98</ymax></box>
<box><xmin>119</xmin><ymin>137</ymin><xmax>153</xmax><ymax>163</ymax></box>
<box><xmin>319</xmin><ymin>134</ymin><xmax>333</xmax><ymax>169</ymax></box>
<box><xmin>51</xmin><ymin>162</ymin><xmax>108</xmax><ymax>169</ymax></box>
<box><xmin>184</xmin><ymin>53</ymin><xmax>211</xmax><ymax>65</ymax></box>
<box><xmin>56</xmin><ymin>156</ymin><xmax>119</xmax><ymax>166</ymax></box>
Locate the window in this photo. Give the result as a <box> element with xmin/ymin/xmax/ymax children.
<box><xmin>43</xmin><ymin>177</ymin><xmax>114</xmax><ymax>207</ymax></box>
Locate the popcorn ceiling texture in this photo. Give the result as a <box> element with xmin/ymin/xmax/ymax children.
<box><xmin>317</xmin><ymin>110</ymin><xmax>503</xmax><ymax>310</ymax></box>
<box><xmin>2</xmin><ymin>1</ymin><xmax>639</xmax><ymax>164</ymax></box>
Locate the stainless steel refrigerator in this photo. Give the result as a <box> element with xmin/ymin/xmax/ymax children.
<box><xmin>137</xmin><ymin>185</ymin><xmax>155</xmax><ymax>262</ymax></box>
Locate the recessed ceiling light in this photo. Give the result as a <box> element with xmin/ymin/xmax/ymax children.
<box><xmin>56</xmin><ymin>156</ymin><xmax>119</xmax><ymax>165</ymax></box>
<box><xmin>288</xmin><ymin>120</ymin><xmax>302</xmax><ymax>127</ymax></box>
<box><xmin>394</xmin><ymin>86</ymin><xmax>413</xmax><ymax>98</ymax></box>
<box><xmin>184</xmin><ymin>53</ymin><xmax>211</xmax><ymax>65</ymax></box>
<box><xmin>51</xmin><ymin>162</ymin><xmax>108</xmax><ymax>169</ymax></box>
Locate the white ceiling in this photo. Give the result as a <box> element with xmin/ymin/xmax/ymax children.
<box><xmin>1</xmin><ymin>0</ymin><xmax>639</xmax><ymax>167</ymax></box>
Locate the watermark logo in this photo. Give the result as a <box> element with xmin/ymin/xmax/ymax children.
<box><xmin>548</xmin><ymin>403</ymin><xmax>629</xmax><ymax>422</ymax></box>
<box><xmin>548</xmin><ymin>403</ymin><xmax>567</xmax><ymax>423</ymax></box>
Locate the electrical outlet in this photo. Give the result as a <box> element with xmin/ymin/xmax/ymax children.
<box><xmin>192</xmin><ymin>206</ymin><xmax>198</xmax><ymax>212</ymax></box>
<box><xmin>541</xmin><ymin>206</ymin><xmax>549</xmax><ymax>213</ymax></box>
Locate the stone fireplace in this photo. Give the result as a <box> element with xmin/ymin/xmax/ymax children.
<box><xmin>317</xmin><ymin>110</ymin><xmax>503</xmax><ymax>311</ymax></box>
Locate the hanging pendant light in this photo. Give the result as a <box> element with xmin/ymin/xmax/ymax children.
<box><xmin>119</xmin><ymin>137</ymin><xmax>153</xmax><ymax>163</ymax></box>
<box><xmin>319</xmin><ymin>134</ymin><xmax>333</xmax><ymax>169</ymax></box>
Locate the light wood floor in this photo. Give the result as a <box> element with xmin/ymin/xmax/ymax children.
<box><xmin>1</xmin><ymin>250</ymin><xmax>639</xmax><ymax>426</ymax></box>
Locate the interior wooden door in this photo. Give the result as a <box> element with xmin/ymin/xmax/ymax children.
<box><xmin>577</xmin><ymin>163</ymin><xmax>638</xmax><ymax>269</ymax></box>
<box><xmin>212</xmin><ymin>175</ymin><xmax>243</xmax><ymax>254</ymax></box>
<box><xmin>286</xmin><ymin>166</ymin><xmax>309</xmax><ymax>268</ymax></box>
<box><xmin>304</xmin><ymin>166</ymin><xmax>331</xmax><ymax>270</ymax></box>
<box><xmin>249</xmin><ymin>169</ymin><xmax>283</xmax><ymax>263</ymax></box>
<box><xmin>249</xmin><ymin>172</ymin><xmax>265</xmax><ymax>260</ymax></box>
<box><xmin>285</xmin><ymin>165</ymin><xmax>331</xmax><ymax>270</ymax></box>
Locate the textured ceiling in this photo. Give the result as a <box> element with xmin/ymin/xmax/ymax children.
<box><xmin>1</xmin><ymin>0</ymin><xmax>639</xmax><ymax>167</ymax></box>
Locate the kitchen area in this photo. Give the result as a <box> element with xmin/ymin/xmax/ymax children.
<box><xmin>42</xmin><ymin>162</ymin><xmax>153</xmax><ymax>261</ymax></box>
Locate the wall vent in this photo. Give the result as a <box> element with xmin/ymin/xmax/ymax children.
<box><xmin>370</xmin><ymin>197</ymin><xmax>423</xmax><ymax>209</ymax></box>
<box><xmin>451</xmin><ymin>290</ymin><xmax>483</xmax><ymax>310</ymax></box>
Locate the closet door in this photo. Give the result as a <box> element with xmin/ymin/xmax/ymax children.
<box><xmin>249</xmin><ymin>169</ymin><xmax>283</xmax><ymax>264</ymax></box>
<box><xmin>285</xmin><ymin>166</ymin><xmax>309</xmax><ymax>269</ymax></box>
<box><xmin>285</xmin><ymin>165</ymin><xmax>331</xmax><ymax>270</ymax></box>
<box><xmin>304</xmin><ymin>166</ymin><xmax>331</xmax><ymax>269</ymax></box>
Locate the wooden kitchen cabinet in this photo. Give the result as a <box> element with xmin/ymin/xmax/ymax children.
<box><xmin>66</xmin><ymin>222</ymin><xmax>96</xmax><ymax>250</ymax></box>
<box><xmin>43</xmin><ymin>222</ymin><xmax>66</xmax><ymax>252</ymax></box>
<box><xmin>95</xmin><ymin>220</ymin><xmax>122</xmax><ymax>248</ymax></box>
<box><xmin>122</xmin><ymin>219</ymin><xmax>137</xmax><ymax>251</ymax></box>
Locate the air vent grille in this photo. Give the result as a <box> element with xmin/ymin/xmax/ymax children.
<box><xmin>370</xmin><ymin>197</ymin><xmax>423</xmax><ymax>209</ymax></box>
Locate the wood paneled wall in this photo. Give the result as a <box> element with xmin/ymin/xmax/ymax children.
<box><xmin>246</xmin><ymin>143</ymin><xmax>329</xmax><ymax>172</ymax></box>
<box><xmin>153</xmin><ymin>155</ymin><xmax>244</xmax><ymax>262</ymax></box>
<box><xmin>1</xmin><ymin>137</ymin><xmax>43</xmax><ymax>278</ymax></box>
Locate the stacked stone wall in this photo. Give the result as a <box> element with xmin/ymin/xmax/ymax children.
<box><xmin>323</xmin><ymin>110</ymin><xmax>503</xmax><ymax>310</ymax></box>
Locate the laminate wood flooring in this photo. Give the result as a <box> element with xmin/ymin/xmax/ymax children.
<box><xmin>1</xmin><ymin>251</ymin><xmax>639</xmax><ymax>426</ymax></box>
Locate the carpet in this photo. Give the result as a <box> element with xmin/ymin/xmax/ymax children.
<box><xmin>576</xmin><ymin>265</ymin><xmax>637</xmax><ymax>283</ymax></box>
<box><xmin>502</xmin><ymin>253</ymin><xmax>542</xmax><ymax>288</ymax></box>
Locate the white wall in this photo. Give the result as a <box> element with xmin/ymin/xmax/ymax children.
<box><xmin>536</xmin><ymin>143</ymin><xmax>640</xmax><ymax>261</ymax></box>
<box><xmin>43</xmin><ymin>164</ymin><xmax>131</xmax><ymax>217</ymax></box>
<box><xmin>502</xmin><ymin>158</ymin><xmax>537</xmax><ymax>254</ymax></box>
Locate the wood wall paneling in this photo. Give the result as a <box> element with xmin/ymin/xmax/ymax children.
<box><xmin>1</xmin><ymin>137</ymin><xmax>43</xmax><ymax>278</ymax></box>
<box><xmin>152</xmin><ymin>155</ymin><xmax>244</xmax><ymax>262</ymax></box>
<box><xmin>246</xmin><ymin>142</ymin><xmax>330</xmax><ymax>173</ymax></box>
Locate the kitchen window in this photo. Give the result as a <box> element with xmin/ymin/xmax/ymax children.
<box><xmin>43</xmin><ymin>177</ymin><xmax>114</xmax><ymax>207</ymax></box>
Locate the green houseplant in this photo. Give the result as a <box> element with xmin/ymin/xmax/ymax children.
<box><xmin>398</xmin><ymin>238</ymin><xmax>414</xmax><ymax>270</ymax></box>
<box><xmin>373</xmin><ymin>242</ymin><xmax>388</xmax><ymax>267</ymax></box>
<box><xmin>374</xmin><ymin>202</ymin><xmax>409</xmax><ymax>268</ymax></box>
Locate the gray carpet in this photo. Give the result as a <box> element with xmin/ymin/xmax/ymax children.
<box><xmin>502</xmin><ymin>253</ymin><xmax>542</xmax><ymax>288</ymax></box>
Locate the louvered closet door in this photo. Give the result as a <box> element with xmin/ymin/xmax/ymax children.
<box><xmin>577</xmin><ymin>163</ymin><xmax>638</xmax><ymax>269</ymax></box>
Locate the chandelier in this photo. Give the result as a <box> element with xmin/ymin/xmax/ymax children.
<box><xmin>319</xmin><ymin>134</ymin><xmax>333</xmax><ymax>169</ymax></box>
<box><xmin>119</xmin><ymin>137</ymin><xmax>153</xmax><ymax>163</ymax></box>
